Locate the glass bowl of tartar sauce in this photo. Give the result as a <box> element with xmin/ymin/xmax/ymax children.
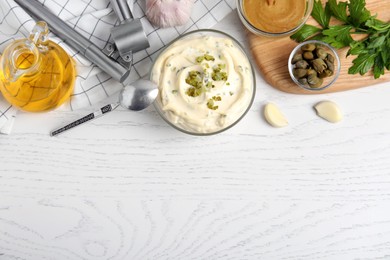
<box><xmin>150</xmin><ymin>29</ymin><xmax>256</xmax><ymax>135</ymax></box>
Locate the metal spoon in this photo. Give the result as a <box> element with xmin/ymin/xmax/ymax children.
<box><xmin>50</xmin><ymin>79</ymin><xmax>158</xmax><ymax>136</ymax></box>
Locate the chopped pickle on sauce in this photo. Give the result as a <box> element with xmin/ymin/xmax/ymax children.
<box><xmin>204</xmin><ymin>54</ymin><xmax>215</xmax><ymax>61</ymax></box>
<box><xmin>186</xmin><ymin>56</ymin><xmax>228</xmax><ymax>98</ymax></box>
<box><xmin>196</xmin><ymin>54</ymin><xmax>215</xmax><ymax>63</ymax></box>
<box><xmin>185</xmin><ymin>70</ymin><xmax>203</xmax><ymax>97</ymax></box>
<box><xmin>207</xmin><ymin>99</ymin><xmax>219</xmax><ymax>110</ymax></box>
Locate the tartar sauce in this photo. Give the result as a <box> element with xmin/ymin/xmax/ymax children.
<box><xmin>151</xmin><ymin>34</ymin><xmax>254</xmax><ymax>134</ymax></box>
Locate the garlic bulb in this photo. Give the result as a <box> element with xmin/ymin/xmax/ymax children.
<box><xmin>146</xmin><ymin>0</ymin><xmax>194</xmax><ymax>28</ymax></box>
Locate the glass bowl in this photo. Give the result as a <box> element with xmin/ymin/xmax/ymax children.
<box><xmin>150</xmin><ymin>29</ymin><xmax>256</xmax><ymax>136</ymax></box>
<box><xmin>288</xmin><ymin>40</ymin><xmax>341</xmax><ymax>91</ymax></box>
<box><xmin>236</xmin><ymin>0</ymin><xmax>314</xmax><ymax>37</ymax></box>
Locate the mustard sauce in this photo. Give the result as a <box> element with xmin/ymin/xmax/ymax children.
<box><xmin>243</xmin><ymin>0</ymin><xmax>306</xmax><ymax>33</ymax></box>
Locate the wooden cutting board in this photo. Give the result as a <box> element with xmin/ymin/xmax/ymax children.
<box><xmin>248</xmin><ymin>0</ymin><xmax>390</xmax><ymax>94</ymax></box>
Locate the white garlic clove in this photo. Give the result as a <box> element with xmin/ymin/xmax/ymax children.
<box><xmin>264</xmin><ymin>103</ymin><xmax>288</xmax><ymax>128</ymax></box>
<box><xmin>314</xmin><ymin>101</ymin><xmax>343</xmax><ymax>123</ymax></box>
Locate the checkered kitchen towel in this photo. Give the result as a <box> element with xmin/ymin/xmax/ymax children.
<box><xmin>0</xmin><ymin>0</ymin><xmax>236</xmax><ymax>134</ymax></box>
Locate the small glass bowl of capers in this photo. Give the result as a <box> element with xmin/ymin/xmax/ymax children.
<box><xmin>288</xmin><ymin>40</ymin><xmax>340</xmax><ymax>91</ymax></box>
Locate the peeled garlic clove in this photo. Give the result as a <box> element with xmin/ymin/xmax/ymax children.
<box><xmin>264</xmin><ymin>103</ymin><xmax>288</xmax><ymax>128</ymax></box>
<box><xmin>314</xmin><ymin>101</ymin><xmax>343</xmax><ymax>123</ymax></box>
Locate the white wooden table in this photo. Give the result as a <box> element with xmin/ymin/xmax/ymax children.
<box><xmin>1</xmin><ymin>12</ymin><xmax>390</xmax><ymax>260</ymax></box>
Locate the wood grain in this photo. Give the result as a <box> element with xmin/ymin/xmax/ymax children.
<box><xmin>1</xmin><ymin>12</ymin><xmax>390</xmax><ymax>260</ymax></box>
<box><xmin>248</xmin><ymin>0</ymin><xmax>390</xmax><ymax>94</ymax></box>
<box><xmin>1</xmin><ymin>200</ymin><xmax>390</xmax><ymax>260</ymax></box>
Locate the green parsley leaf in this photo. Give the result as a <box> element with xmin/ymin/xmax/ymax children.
<box><xmin>291</xmin><ymin>0</ymin><xmax>390</xmax><ymax>79</ymax></box>
<box><xmin>367</xmin><ymin>35</ymin><xmax>386</xmax><ymax>49</ymax></box>
<box><xmin>322</xmin><ymin>25</ymin><xmax>354</xmax><ymax>48</ymax></box>
<box><xmin>327</xmin><ymin>0</ymin><xmax>348</xmax><ymax>23</ymax></box>
<box><xmin>290</xmin><ymin>24</ymin><xmax>322</xmax><ymax>42</ymax></box>
<box><xmin>347</xmin><ymin>41</ymin><xmax>366</xmax><ymax>56</ymax></box>
<box><xmin>348</xmin><ymin>0</ymin><xmax>371</xmax><ymax>27</ymax></box>
<box><xmin>365</xmin><ymin>19</ymin><xmax>390</xmax><ymax>32</ymax></box>
<box><xmin>312</xmin><ymin>0</ymin><xmax>331</xmax><ymax>28</ymax></box>
<box><xmin>348</xmin><ymin>53</ymin><xmax>377</xmax><ymax>76</ymax></box>
<box><xmin>381</xmin><ymin>45</ymin><xmax>390</xmax><ymax>70</ymax></box>
<box><xmin>374</xmin><ymin>54</ymin><xmax>385</xmax><ymax>79</ymax></box>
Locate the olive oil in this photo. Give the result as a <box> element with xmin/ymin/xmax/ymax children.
<box><xmin>0</xmin><ymin>22</ymin><xmax>75</xmax><ymax>112</ymax></box>
<box><xmin>0</xmin><ymin>42</ymin><xmax>75</xmax><ymax>112</ymax></box>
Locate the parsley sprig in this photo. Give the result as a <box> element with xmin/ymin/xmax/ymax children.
<box><xmin>291</xmin><ymin>0</ymin><xmax>390</xmax><ymax>79</ymax></box>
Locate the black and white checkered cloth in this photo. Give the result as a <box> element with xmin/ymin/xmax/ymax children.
<box><xmin>0</xmin><ymin>0</ymin><xmax>235</xmax><ymax>134</ymax></box>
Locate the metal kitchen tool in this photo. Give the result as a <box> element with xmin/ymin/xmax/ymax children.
<box><xmin>15</xmin><ymin>0</ymin><xmax>149</xmax><ymax>85</ymax></box>
<box><xmin>16</xmin><ymin>0</ymin><xmax>157</xmax><ymax>136</ymax></box>
<box><xmin>50</xmin><ymin>78</ymin><xmax>158</xmax><ymax>136</ymax></box>
<box><xmin>105</xmin><ymin>0</ymin><xmax>150</xmax><ymax>62</ymax></box>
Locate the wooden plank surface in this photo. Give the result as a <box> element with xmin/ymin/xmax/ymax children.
<box><xmin>248</xmin><ymin>0</ymin><xmax>390</xmax><ymax>94</ymax></box>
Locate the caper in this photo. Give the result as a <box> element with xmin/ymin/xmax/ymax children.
<box><xmin>303</xmin><ymin>51</ymin><xmax>315</xmax><ymax>60</ymax></box>
<box><xmin>291</xmin><ymin>43</ymin><xmax>336</xmax><ymax>89</ymax></box>
<box><xmin>298</xmin><ymin>78</ymin><xmax>308</xmax><ymax>86</ymax></box>
<box><xmin>310</xmin><ymin>79</ymin><xmax>324</xmax><ymax>88</ymax></box>
<box><xmin>306</xmin><ymin>69</ymin><xmax>317</xmax><ymax>77</ymax></box>
<box><xmin>301</xmin><ymin>43</ymin><xmax>316</xmax><ymax>51</ymax></box>
<box><xmin>325</xmin><ymin>59</ymin><xmax>334</xmax><ymax>73</ymax></box>
<box><xmin>326</xmin><ymin>53</ymin><xmax>334</xmax><ymax>63</ymax></box>
<box><xmin>295</xmin><ymin>60</ymin><xmax>309</xmax><ymax>69</ymax></box>
<box><xmin>312</xmin><ymin>58</ymin><xmax>327</xmax><ymax>73</ymax></box>
<box><xmin>319</xmin><ymin>69</ymin><xmax>333</xmax><ymax>78</ymax></box>
<box><xmin>292</xmin><ymin>53</ymin><xmax>303</xmax><ymax>64</ymax></box>
<box><xmin>315</xmin><ymin>45</ymin><xmax>327</xmax><ymax>53</ymax></box>
<box><xmin>307</xmin><ymin>74</ymin><xmax>323</xmax><ymax>88</ymax></box>
<box><xmin>293</xmin><ymin>68</ymin><xmax>307</xmax><ymax>79</ymax></box>
<box><xmin>315</xmin><ymin>48</ymin><xmax>328</xmax><ymax>59</ymax></box>
<box><xmin>307</xmin><ymin>74</ymin><xmax>318</xmax><ymax>85</ymax></box>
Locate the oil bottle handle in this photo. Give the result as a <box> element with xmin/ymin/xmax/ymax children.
<box><xmin>29</xmin><ymin>21</ymin><xmax>49</xmax><ymax>48</ymax></box>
